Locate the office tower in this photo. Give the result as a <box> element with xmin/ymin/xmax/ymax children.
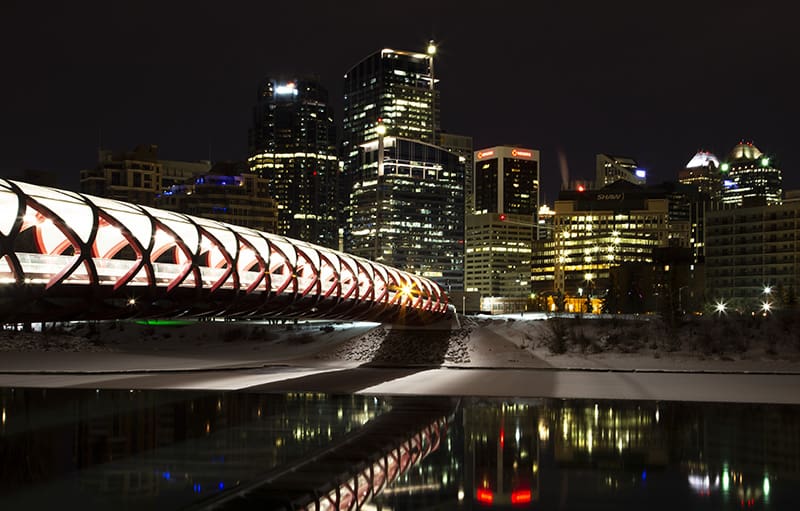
<box><xmin>156</xmin><ymin>161</ymin><xmax>278</xmax><ymax>233</ymax></box>
<box><xmin>595</xmin><ymin>153</ymin><xmax>646</xmax><ymax>187</ymax></box>
<box><xmin>79</xmin><ymin>144</ymin><xmax>211</xmax><ymax>206</ymax></box>
<box><xmin>706</xmin><ymin>195</ymin><xmax>800</xmax><ymax>311</ymax></box>
<box><xmin>719</xmin><ymin>140</ymin><xmax>782</xmax><ymax>207</ymax></box>
<box><xmin>465</xmin><ymin>146</ymin><xmax>539</xmax><ymax>313</ymax></box>
<box><xmin>248</xmin><ymin>78</ymin><xmax>339</xmax><ymax>248</ymax></box>
<box><xmin>348</xmin><ymin>135</ymin><xmax>464</xmax><ymax>290</ymax></box>
<box><xmin>532</xmin><ymin>181</ymin><xmax>684</xmax><ymax>312</ymax></box>
<box><xmin>343</xmin><ymin>44</ymin><xmax>465</xmax><ymax>289</ymax></box>
<box><xmin>341</xmin><ymin>46</ymin><xmax>440</xmax><ymax>240</ymax></box>
<box><xmin>343</xmin><ymin>47</ymin><xmax>439</xmax><ymax>152</ymax></box>
<box><xmin>678</xmin><ymin>150</ymin><xmax>722</xmax><ymax>199</ymax></box>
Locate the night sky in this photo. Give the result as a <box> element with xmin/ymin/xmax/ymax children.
<box><xmin>2</xmin><ymin>0</ymin><xmax>797</xmax><ymax>204</ymax></box>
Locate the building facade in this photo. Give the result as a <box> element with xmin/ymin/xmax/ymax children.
<box><xmin>79</xmin><ymin>144</ymin><xmax>210</xmax><ymax>206</ymax></box>
<box><xmin>348</xmin><ymin>136</ymin><xmax>464</xmax><ymax>290</ymax></box>
<box><xmin>595</xmin><ymin>153</ymin><xmax>646</xmax><ymax>188</ymax></box>
<box><xmin>156</xmin><ymin>162</ymin><xmax>278</xmax><ymax>233</ymax></box>
<box><xmin>532</xmin><ymin>182</ymin><xmax>684</xmax><ymax>312</ymax></box>
<box><xmin>720</xmin><ymin>141</ymin><xmax>782</xmax><ymax>207</ymax></box>
<box><xmin>705</xmin><ymin>197</ymin><xmax>800</xmax><ymax>312</ymax></box>
<box><xmin>248</xmin><ymin>78</ymin><xmax>339</xmax><ymax>248</ymax></box>
<box><xmin>341</xmin><ymin>47</ymin><xmax>440</xmax><ymax>244</ymax></box>
<box><xmin>465</xmin><ymin>146</ymin><xmax>539</xmax><ymax>312</ymax></box>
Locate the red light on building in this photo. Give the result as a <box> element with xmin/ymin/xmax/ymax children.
<box><xmin>511</xmin><ymin>489</ymin><xmax>532</xmax><ymax>505</ymax></box>
<box><xmin>511</xmin><ymin>149</ymin><xmax>532</xmax><ymax>158</ymax></box>
<box><xmin>477</xmin><ymin>150</ymin><xmax>495</xmax><ymax>159</ymax></box>
<box><xmin>476</xmin><ymin>488</ymin><xmax>494</xmax><ymax>504</ymax></box>
<box><xmin>577</xmin><ymin>185</ymin><xmax>585</xmax><ymax>192</ymax></box>
<box><xmin>499</xmin><ymin>214</ymin><xmax>506</xmax><ymax>221</ymax></box>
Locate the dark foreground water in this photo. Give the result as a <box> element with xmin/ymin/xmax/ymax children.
<box><xmin>1</xmin><ymin>388</ymin><xmax>798</xmax><ymax>510</ymax></box>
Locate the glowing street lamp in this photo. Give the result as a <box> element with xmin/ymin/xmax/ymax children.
<box><xmin>714</xmin><ymin>300</ymin><xmax>727</xmax><ymax>315</ymax></box>
<box><xmin>761</xmin><ymin>301</ymin><xmax>772</xmax><ymax>314</ymax></box>
<box><xmin>763</xmin><ymin>285</ymin><xmax>772</xmax><ymax>295</ymax></box>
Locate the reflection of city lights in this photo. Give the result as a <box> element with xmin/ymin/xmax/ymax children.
<box><xmin>457</xmin><ymin>488</ymin><xmax>465</xmax><ymax>501</ymax></box>
<box><xmin>722</xmin><ymin>466</ymin><xmax>730</xmax><ymax>492</ymax></box>
<box><xmin>1</xmin><ymin>407</ymin><xmax>5</xmax><ymax>425</ymax></box>
<box><xmin>476</xmin><ymin>488</ymin><xmax>494</xmax><ymax>504</ymax></box>
<box><xmin>511</xmin><ymin>489</ymin><xmax>532</xmax><ymax>504</ymax></box>
<box><xmin>655</xmin><ymin>407</ymin><xmax>660</xmax><ymax>423</ymax></box>
<box><xmin>763</xmin><ymin>475</ymin><xmax>770</xmax><ymax>497</ymax></box>
<box><xmin>538</xmin><ymin>420</ymin><xmax>549</xmax><ymax>442</ymax></box>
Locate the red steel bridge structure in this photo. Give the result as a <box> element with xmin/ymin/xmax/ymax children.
<box><xmin>0</xmin><ymin>179</ymin><xmax>450</xmax><ymax>323</ymax></box>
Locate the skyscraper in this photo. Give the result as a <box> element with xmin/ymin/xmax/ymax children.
<box><xmin>719</xmin><ymin>140</ymin><xmax>782</xmax><ymax>207</ymax></box>
<box><xmin>342</xmin><ymin>47</ymin><xmax>439</xmax><ymax>153</ymax></box>
<box><xmin>465</xmin><ymin>146</ymin><xmax>539</xmax><ymax>313</ymax></box>
<box><xmin>342</xmin><ymin>45</ymin><xmax>465</xmax><ymax>290</ymax></box>
<box><xmin>679</xmin><ymin>150</ymin><xmax>722</xmax><ymax>199</ymax></box>
<box><xmin>348</xmin><ymin>135</ymin><xmax>464</xmax><ymax>290</ymax></box>
<box><xmin>248</xmin><ymin>78</ymin><xmax>339</xmax><ymax>248</ymax></box>
<box><xmin>341</xmin><ymin>47</ymin><xmax>440</xmax><ymax>236</ymax></box>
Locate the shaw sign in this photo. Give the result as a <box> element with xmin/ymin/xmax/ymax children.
<box><xmin>596</xmin><ymin>193</ymin><xmax>624</xmax><ymax>200</ymax></box>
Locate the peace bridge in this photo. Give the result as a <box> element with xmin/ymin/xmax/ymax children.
<box><xmin>0</xmin><ymin>179</ymin><xmax>450</xmax><ymax>323</ymax></box>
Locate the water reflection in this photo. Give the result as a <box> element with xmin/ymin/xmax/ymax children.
<box><xmin>1</xmin><ymin>389</ymin><xmax>799</xmax><ymax>510</ymax></box>
<box><xmin>373</xmin><ymin>399</ymin><xmax>800</xmax><ymax>510</ymax></box>
<box><xmin>0</xmin><ymin>389</ymin><xmax>387</xmax><ymax>509</ymax></box>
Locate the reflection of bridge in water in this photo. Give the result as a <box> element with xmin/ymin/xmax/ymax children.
<box><xmin>195</xmin><ymin>397</ymin><xmax>454</xmax><ymax>511</ymax></box>
<box><xmin>0</xmin><ymin>179</ymin><xmax>449</xmax><ymax>323</ymax></box>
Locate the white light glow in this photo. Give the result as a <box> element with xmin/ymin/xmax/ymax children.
<box><xmin>275</xmin><ymin>83</ymin><xmax>297</xmax><ymax>95</ymax></box>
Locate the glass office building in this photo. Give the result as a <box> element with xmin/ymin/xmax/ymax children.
<box><xmin>348</xmin><ymin>136</ymin><xmax>464</xmax><ymax>290</ymax></box>
<box><xmin>248</xmin><ymin>78</ymin><xmax>339</xmax><ymax>248</ymax></box>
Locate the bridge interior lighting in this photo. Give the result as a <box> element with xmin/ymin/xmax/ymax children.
<box><xmin>400</xmin><ymin>282</ymin><xmax>414</xmax><ymax>297</ymax></box>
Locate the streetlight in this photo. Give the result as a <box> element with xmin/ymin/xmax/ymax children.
<box><xmin>761</xmin><ymin>301</ymin><xmax>772</xmax><ymax>315</ymax></box>
<box><xmin>714</xmin><ymin>299</ymin><xmax>727</xmax><ymax>316</ymax></box>
<box><xmin>763</xmin><ymin>285</ymin><xmax>772</xmax><ymax>295</ymax></box>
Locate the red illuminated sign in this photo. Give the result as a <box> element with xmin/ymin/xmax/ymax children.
<box><xmin>511</xmin><ymin>149</ymin><xmax>532</xmax><ymax>158</ymax></box>
<box><xmin>477</xmin><ymin>150</ymin><xmax>495</xmax><ymax>159</ymax></box>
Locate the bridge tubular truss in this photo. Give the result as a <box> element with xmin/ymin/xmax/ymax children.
<box><xmin>0</xmin><ymin>179</ymin><xmax>449</xmax><ymax>323</ymax></box>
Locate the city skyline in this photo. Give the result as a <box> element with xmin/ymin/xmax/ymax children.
<box><xmin>2</xmin><ymin>1</ymin><xmax>797</xmax><ymax>203</ymax></box>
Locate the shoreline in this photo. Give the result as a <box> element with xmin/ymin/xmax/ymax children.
<box><xmin>0</xmin><ymin>316</ymin><xmax>798</xmax><ymax>376</ymax></box>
